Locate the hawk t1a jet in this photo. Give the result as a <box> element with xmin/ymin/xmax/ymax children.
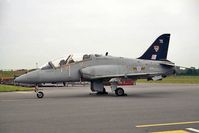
<box><xmin>14</xmin><ymin>34</ymin><xmax>176</xmax><ymax>98</ymax></box>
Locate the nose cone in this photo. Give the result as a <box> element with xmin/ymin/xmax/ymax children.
<box><xmin>14</xmin><ymin>74</ymin><xmax>27</xmax><ymax>83</ymax></box>
<box><xmin>14</xmin><ymin>70</ymin><xmax>40</xmax><ymax>84</ymax></box>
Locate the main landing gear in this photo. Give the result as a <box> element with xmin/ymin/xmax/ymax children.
<box><xmin>34</xmin><ymin>85</ymin><xmax>44</xmax><ymax>98</ymax></box>
<box><xmin>111</xmin><ymin>83</ymin><xmax>127</xmax><ymax>96</ymax></box>
<box><xmin>115</xmin><ymin>87</ymin><xmax>126</xmax><ymax>96</ymax></box>
<box><xmin>114</xmin><ymin>87</ymin><xmax>127</xmax><ymax>96</ymax></box>
<box><xmin>90</xmin><ymin>87</ymin><xmax>109</xmax><ymax>96</ymax></box>
<box><xmin>90</xmin><ymin>80</ymin><xmax>127</xmax><ymax>96</ymax></box>
<box><xmin>96</xmin><ymin>88</ymin><xmax>108</xmax><ymax>95</ymax></box>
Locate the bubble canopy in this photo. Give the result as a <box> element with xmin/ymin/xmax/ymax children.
<box><xmin>40</xmin><ymin>54</ymin><xmax>101</xmax><ymax>70</ymax></box>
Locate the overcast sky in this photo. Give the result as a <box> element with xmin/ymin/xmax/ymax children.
<box><xmin>0</xmin><ymin>0</ymin><xmax>198</xmax><ymax>69</ymax></box>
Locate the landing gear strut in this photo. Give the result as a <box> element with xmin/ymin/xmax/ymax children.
<box><xmin>34</xmin><ymin>85</ymin><xmax>44</xmax><ymax>98</ymax></box>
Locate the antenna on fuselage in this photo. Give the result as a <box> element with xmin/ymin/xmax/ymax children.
<box><xmin>36</xmin><ymin>62</ymin><xmax>38</xmax><ymax>69</ymax></box>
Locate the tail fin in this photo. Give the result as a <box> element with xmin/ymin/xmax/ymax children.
<box><xmin>138</xmin><ymin>34</ymin><xmax>170</xmax><ymax>60</ymax></box>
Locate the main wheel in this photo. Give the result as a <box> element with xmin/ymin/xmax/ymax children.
<box><xmin>37</xmin><ymin>91</ymin><xmax>44</xmax><ymax>98</ymax></box>
<box><xmin>115</xmin><ymin>87</ymin><xmax>125</xmax><ymax>96</ymax></box>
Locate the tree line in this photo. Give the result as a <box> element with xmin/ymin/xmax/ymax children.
<box><xmin>177</xmin><ymin>67</ymin><xmax>199</xmax><ymax>76</ymax></box>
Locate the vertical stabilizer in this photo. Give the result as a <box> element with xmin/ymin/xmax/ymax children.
<box><xmin>138</xmin><ymin>34</ymin><xmax>170</xmax><ymax>60</ymax></box>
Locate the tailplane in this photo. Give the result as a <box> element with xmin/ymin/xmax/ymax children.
<box><xmin>138</xmin><ymin>34</ymin><xmax>170</xmax><ymax>60</ymax></box>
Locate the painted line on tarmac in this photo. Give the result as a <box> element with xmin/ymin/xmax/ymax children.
<box><xmin>0</xmin><ymin>99</ymin><xmax>22</xmax><ymax>102</ymax></box>
<box><xmin>136</xmin><ymin>121</ymin><xmax>199</xmax><ymax>128</ymax></box>
<box><xmin>152</xmin><ymin>130</ymin><xmax>190</xmax><ymax>133</ymax></box>
<box><xmin>0</xmin><ymin>99</ymin><xmax>35</xmax><ymax>102</ymax></box>
<box><xmin>15</xmin><ymin>91</ymin><xmax>33</xmax><ymax>94</ymax></box>
<box><xmin>186</xmin><ymin>128</ymin><xmax>199</xmax><ymax>133</ymax></box>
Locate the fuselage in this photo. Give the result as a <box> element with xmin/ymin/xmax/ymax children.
<box><xmin>14</xmin><ymin>54</ymin><xmax>175</xmax><ymax>84</ymax></box>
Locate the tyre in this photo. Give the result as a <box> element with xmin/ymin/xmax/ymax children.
<box><xmin>37</xmin><ymin>91</ymin><xmax>44</xmax><ymax>98</ymax></box>
<box><xmin>115</xmin><ymin>87</ymin><xmax>124</xmax><ymax>96</ymax></box>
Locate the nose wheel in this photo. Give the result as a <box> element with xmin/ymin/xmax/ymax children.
<box><xmin>34</xmin><ymin>85</ymin><xmax>44</xmax><ymax>98</ymax></box>
<box><xmin>37</xmin><ymin>91</ymin><xmax>44</xmax><ymax>98</ymax></box>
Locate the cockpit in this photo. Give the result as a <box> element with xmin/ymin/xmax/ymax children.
<box><xmin>40</xmin><ymin>54</ymin><xmax>102</xmax><ymax>70</ymax></box>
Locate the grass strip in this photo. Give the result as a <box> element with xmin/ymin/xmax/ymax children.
<box><xmin>0</xmin><ymin>85</ymin><xmax>32</xmax><ymax>92</ymax></box>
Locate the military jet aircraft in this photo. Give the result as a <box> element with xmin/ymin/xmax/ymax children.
<box><xmin>14</xmin><ymin>34</ymin><xmax>176</xmax><ymax>98</ymax></box>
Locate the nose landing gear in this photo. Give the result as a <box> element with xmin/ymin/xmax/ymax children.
<box><xmin>34</xmin><ymin>85</ymin><xmax>44</xmax><ymax>98</ymax></box>
<box><xmin>36</xmin><ymin>91</ymin><xmax>44</xmax><ymax>98</ymax></box>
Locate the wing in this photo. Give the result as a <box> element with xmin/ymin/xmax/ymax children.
<box><xmin>80</xmin><ymin>65</ymin><xmax>161</xmax><ymax>80</ymax></box>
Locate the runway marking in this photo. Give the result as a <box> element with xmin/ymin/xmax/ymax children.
<box><xmin>186</xmin><ymin>128</ymin><xmax>199</xmax><ymax>133</ymax></box>
<box><xmin>136</xmin><ymin>121</ymin><xmax>199</xmax><ymax>128</ymax></box>
<box><xmin>15</xmin><ymin>91</ymin><xmax>33</xmax><ymax>94</ymax></box>
<box><xmin>0</xmin><ymin>99</ymin><xmax>20</xmax><ymax>102</ymax></box>
<box><xmin>152</xmin><ymin>130</ymin><xmax>190</xmax><ymax>133</ymax></box>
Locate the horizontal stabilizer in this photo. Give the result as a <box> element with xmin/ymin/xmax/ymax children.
<box><xmin>160</xmin><ymin>62</ymin><xmax>175</xmax><ymax>67</ymax></box>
